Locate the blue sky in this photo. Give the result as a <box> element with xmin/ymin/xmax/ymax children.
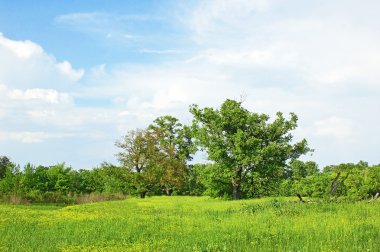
<box><xmin>0</xmin><ymin>0</ymin><xmax>379</xmax><ymax>169</ymax></box>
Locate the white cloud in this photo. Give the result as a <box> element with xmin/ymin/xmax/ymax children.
<box><xmin>0</xmin><ymin>33</ymin><xmax>43</xmax><ymax>59</ymax></box>
<box><xmin>27</xmin><ymin>110</ymin><xmax>56</xmax><ymax>119</ymax></box>
<box><xmin>314</xmin><ymin>116</ymin><xmax>353</xmax><ymax>139</ymax></box>
<box><xmin>0</xmin><ymin>84</ymin><xmax>6</xmax><ymax>92</ymax></box>
<box><xmin>56</xmin><ymin>61</ymin><xmax>85</xmax><ymax>82</ymax></box>
<box><xmin>56</xmin><ymin>12</ymin><xmax>107</xmax><ymax>25</ymax></box>
<box><xmin>56</xmin><ymin>12</ymin><xmax>153</xmax><ymax>25</ymax></box>
<box><xmin>0</xmin><ymin>131</ymin><xmax>71</xmax><ymax>143</ymax></box>
<box><xmin>186</xmin><ymin>0</ymin><xmax>273</xmax><ymax>37</ymax></box>
<box><xmin>8</xmin><ymin>88</ymin><xmax>72</xmax><ymax>104</ymax></box>
<box><xmin>187</xmin><ymin>48</ymin><xmax>297</xmax><ymax>68</ymax></box>
<box><xmin>139</xmin><ymin>49</ymin><xmax>184</xmax><ymax>55</ymax></box>
<box><xmin>55</xmin><ymin>12</ymin><xmax>142</xmax><ymax>43</ymax></box>
<box><xmin>182</xmin><ymin>0</ymin><xmax>380</xmax><ymax>92</ymax></box>
<box><xmin>0</xmin><ymin>34</ymin><xmax>84</xmax><ymax>88</ymax></box>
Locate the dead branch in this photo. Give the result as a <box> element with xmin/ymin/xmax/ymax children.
<box><xmin>297</xmin><ymin>193</ymin><xmax>305</xmax><ymax>203</ymax></box>
<box><xmin>330</xmin><ymin>172</ymin><xmax>349</xmax><ymax>195</ymax></box>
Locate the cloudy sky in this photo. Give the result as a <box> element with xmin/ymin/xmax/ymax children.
<box><xmin>0</xmin><ymin>0</ymin><xmax>379</xmax><ymax>169</ymax></box>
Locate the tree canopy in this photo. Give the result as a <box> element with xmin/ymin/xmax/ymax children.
<box><xmin>190</xmin><ymin>99</ymin><xmax>311</xmax><ymax>199</ymax></box>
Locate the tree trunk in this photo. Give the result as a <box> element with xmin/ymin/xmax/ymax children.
<box><xmin>232</xmin><ymin>182</ymin><xmax>241</xmax><ymax>200</ymax></box>
<box><xmin>297</xmin><ymin>193</ymin><xmax>305</xmax><ymax>203</ymax></box>
<box><xmin>165</xmin><ymin>188</ymin><xmax>173</xmax><ymax>196</ymax></box>
<box><xmin>232</xmin><ymin>167</ymin><xmax>243</xmax><ymax>200</ymax></box>
<box><xmin>140</xmin><ymin>191</ymin><xmax>147</xmax><ymax>198</ymax></box>
<box><xmin>330</xmin><ymin>172</ymin><xmax>349</xmax><ymax>195</ymax></box>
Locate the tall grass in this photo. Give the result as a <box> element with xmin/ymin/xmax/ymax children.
<box><xmin>0</xmin><ymin>196</ymin><xmax>379</xmax><ymax>251</ymax></box>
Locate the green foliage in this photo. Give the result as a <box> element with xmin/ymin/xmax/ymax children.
<box><xmin>149</xmin><ymin>115</ymin><xmax>196</xmax><ymax>161</ymax></box>
<box><xmin>291</xmin><ymin>161</ymin><xmax>380</xmax><ymax>200</ymax></box>
<box><xmin>0</xmin><ymin>157</ymin><xmax>21</xmax><ymax>195</ymax></box>
<box><xmin>196</xmin><ymin>163</ymin><xmax>232</xmax><ymax>198</ymax></box>
<box><xmin>0</xmin><ymin>156</ymin><xmax>12</xmax><ymax>179</ymax></box>
<box><xmin>94</xmin><ymin>162</ymin><xmax>132</xmax><ymax>194</ymax></box>
<box><xmin>344</xmin><ymin>165</ymin><xmax>380</xmax><ymax>200</ymax></box>
<box><xmin>287</xmin><ymin>160</ymin><xmax>319</xmax><ymax>180</ymax></box>
<box><xmin>293</xmin><ymin>173</ymin><xmax>330</xmax><ymax>197</ymax></box>
<box><xmin>179</xmin><ymin>164</ymin><xmax>207</xmax><ymax>196</ymax></box>
<box><xmin>1</xmin><ymin>161</ymin><xmax>132</xmax><ymax>203</ymax></box>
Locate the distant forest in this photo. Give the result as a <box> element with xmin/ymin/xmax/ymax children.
<box><xmin>1</xmin><ymin>99</ymin><xmax>379</xmax><ymax>203</ymax></box>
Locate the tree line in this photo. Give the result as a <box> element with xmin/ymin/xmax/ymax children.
<box><xmin>1</xmin><ymin>99</ymin><xmax>379</xmax><ymax>203</ymax></box>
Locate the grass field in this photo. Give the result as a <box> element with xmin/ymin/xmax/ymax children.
<box><xmin>0</xmin><ymin>196</ymin><xmax>379</xmax><ymax>251</ymax></box>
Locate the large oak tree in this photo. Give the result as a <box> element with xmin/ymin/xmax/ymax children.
<box><xmin>190</xmin><ymin>99</ymin><xmax>311</xmax><ymax>199</ymax></box>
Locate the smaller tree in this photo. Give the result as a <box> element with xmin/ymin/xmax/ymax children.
<box><xmin>116</xmin><ymin>129</ymin><xmax>160</xmax><ymax>198</ymax></box>
<box><xmin>148</xmin><ymin>116</ymin><xmax>196</xmax><ymax>195</ymax></box>
<box><xmin>116</xmin><ymin>116</ymin><xmax>196</xmax><ymax>197</ymax></box>
<box><xmin>0</xmin><ymin>159</ymin><xmax>21</xmax><ymax>194</ymax></box>
<box><xmin>0</xmin><ymin>156</ymin><xmax>11</xmax><ymax>179</ymax></box>
<box><xmin>180</xmin><ymin>164</ymin><xmax>207</xmax><ymax>196</ymax></box>
<box><xmin>95</xmin><ymin>162</ymin><xmax>132</xmax><ymax>194</ymax></box>
<box><xmin>288</xmin><ymin>160</ymin><xmax>319</xmax><ymax>180</ymax></box>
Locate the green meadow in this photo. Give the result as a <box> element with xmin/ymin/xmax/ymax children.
<box><xmin>1</xmin><ymin>197</ymin><xmax>379</xmax><ymax>251</ymax></box>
